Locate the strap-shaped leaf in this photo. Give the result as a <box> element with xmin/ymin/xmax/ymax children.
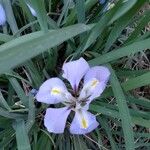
<box><xmin>0</xmin><ymin>24</ymin><xmax>91</xmax><ymax>74</ymax></box>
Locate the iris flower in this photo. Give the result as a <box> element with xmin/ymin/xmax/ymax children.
<box><xmin>36</xmin><ymin>58</ymin><xmax>110</xmax><ymax>134</ymax></box>
<box><xmin>0</xmin><ymin>3</ymin><xmax>6</xmax><ymax>25</ymax></box>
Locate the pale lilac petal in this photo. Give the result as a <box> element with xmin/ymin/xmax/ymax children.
<box><xmin>84</xmin><ymin>66</ymin><xmax>110</xmax><ymax>84</ymax></box>
<box><xmin>27</xmin><ymin>4</ymin><xmax>37</xmax><ymax>17</ymax></box>
<box><xmin>62</xmin><ymin>58</ymin><xmax>89</xmax><ymax>91</ymax></box>
<box><xmin>70</xmin><ymin>110</ymin><xmax>99</xmax><ymax>134</ymax></box>
<box><xmin>44</xmin><ymin>107</ymin><xmax>71</xmax><ymax>134</ymax></box>
<box><xmin>36</xmin><ymin>77</ymin><xmax>72</xmax><ymax>104</ymax></box>
<box><xmin>79</xmin><ymin>66</ymin><xmax>110</xmax><ymax>103</ymax></box>
<box><xmin>0</xmin><ymin>4</ymin><xmax>6</xmax><ymax>25</ymax></box>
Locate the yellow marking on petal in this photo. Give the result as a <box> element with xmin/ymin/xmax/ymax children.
<box><xmin>51</xmin><ymin>88</ymin><xmax>61</xmax><ymax>95</ymax></box>
<box><xmin>81</xmin><ymin>118</ymin><xmax>88</xmax><ymax>129</ymax></box>
<box><xmin>91</xmin><ymin>79</ymin><xmax>99</xmax><ymax>88</ymax></box>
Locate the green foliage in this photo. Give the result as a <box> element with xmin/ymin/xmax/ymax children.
<box><xmin>0</xmin><ymin>0</ymin><xmax>149</xmax><ymax>149</ymax></box>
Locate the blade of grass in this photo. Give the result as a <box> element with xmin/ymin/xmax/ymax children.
<box><xmin>57</xmin><ymin>0</ymin><xmax>70</xmax><ymax>26</ymax></box>
<box><xmin>0</xmin><ymin>24</ymin><xmax>91</xmax><ymax>74</ymax></box>
<box><xmin>107</xmin><ymin>64</ymin><xmax>135</xmax><ymax>150</ymax></box>
<box><xmin>29</xmin><ymin>0</ymin><xmax>48</xmax><ymax>32</ymax></box>
<box><xmin>90</xmin><ymin>105</ymin><xmax>150</xmax><ymax>128</ymax></box>
<box><xmin>0</xmin><ymin>107</ymin><xmax>26</xmax><ymax>119</ymax></box>
<box><xmin>40</xmin><ymin>129</ymin><xmax>56</xmax><ymax>148</ymax></box>
<box><xmin>132</xmin><ymin>117</ymin><xmax>150</xmax><ymax>129</ymax></box>
<box><xmin>89</xmin><ymin>38</ymin><xmax>150</xmax><ymax>66</ymax></box>
<box><xmin>104</xmin><ymin>0</ymin><xmax>146</xmax><ymax>52</ymax></box>
<box><xmin>127</xmin><ymin>95</ymin><xmax>150</xmax><ymax>109</ymax></box>
<box><xmin>75</xmin><ymin>0</ymin><xmax>85</xmax><ymax>41</ymax></box>
<box><xmin>124</xmin><ymin>10</ymin><xmax>150</xmax><ymax>45</ymax></box>
<box><xmin>102</xmin><ymin>71</ymin><xmax>150</xmax><ymax>101</ymax></box>
<box><xmin>122</xmin><ymin>71</ymin><xmax>150</xmax><ymax>91</ymax></box>
<box><xmin>37</xmin><ymin>131</ymin><xmax>53</xmax><ymax>150</ymax></box>
<box><xmin>2</xmin><ymin>0</ymin><xmax>19</xmax><ymax>34</ymax></box>
<box><xmin>7</xmin><ymin>71</ymin><xmax>28</xmax><ymax>107</ymax></box>
<box><xmin>0</xmin><ymin>129</ymin><xmax>15</xmax><ymax>148</ymax></box>
<box><xmin>75</xmin><ymin>0</ymin><xmax>85</xmax><ymax>23</ymax></box>
<box><xmin>25</xmin><ymin>60</ymin><xmax>42</xmax><ymax>88</ymax></box>
<box><xmin>0</xmin><ymin>91</ymin><xmax>11</xmax><ymax>111</ymax></box>
<box><xmin>76</xmin><ymin>0</ymin><xmax>122</xmax><ymax>54</ymax></box>
<box><xmin>64</xmin><ymin>0</ymin><xmax>97</xmax><ymax>26</ymax></box>
<box><xmin>13</xmin><ymin>119</ymin><xmax>31</xmax><ymax>150</ymax></box>
<box><xmin>98</xmin><ymin>116</ymin><xmax>118</xmax><ymax>150</ymax></box>
<box><xmin>26</xmin><ymin>95</ymin><xmax>35</xmax><ymax>132</ymax></box>
<box><xmin>96</xmin><ymin>101</ymin><xmax>150</xmax><ymax>120</ymax></box>
<box><xmin>0</xmin><ymin>33</ymin><xmax>13</xmax><ymax>42</ymax></box>
<box><xmin>19</xmin><ymin>0</ymin><xmax>35</xmax><ymax>24</ymax></box>
<box><xmin>5</xmin><ymin>71</ymin><xmax>31</xmax><ymax>86</ymax></box>
<box><xmin>109</xmin><ymin>0</ymin><xmax>137</xmax><ymax>23</ymax></box>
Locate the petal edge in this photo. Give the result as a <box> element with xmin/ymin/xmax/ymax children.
<box><xmin>62</xmin><ymin>57</ymin><xmax>89</xmax><ymax>91</ymax></box>
<box><xmin>44</xmin><ymin>107</ymin><xmax>71</xmax><ymax>134</ymax></box>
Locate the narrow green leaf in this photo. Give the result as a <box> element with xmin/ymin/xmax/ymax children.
<box><xmin>110</xmin><ymin>0</ymin><xmax>137</xmax><ymax>23</ymax></box>
<box><xmin>0</xmin><ymin>128</ymin><xmax>15</xmax><ymax>148</ymax></box>
<box><xmin>2</xmin><ymin>0</ymin><xmax>19</xmax><ymax>34</ymax></box>
<box><xmin>75</xmin><ymin>0</ymin><xmax>85</xmax><ymax>23</ymax></box>
<box><xmin>108</xmin><ymin>65</ymin><xmax>135</xmax><ymax>150</ymax></box>
<box><xmin>127</xmin><ymin>96</ymin><xmax>150</xmax><ymax>109</ymax></box>
<box><xmin>76</xmin><ymin>0</ymin><xmax>122</xmax><ymax>54</ymax></box>
<box><xmin>0</xmin><ymin>24</ymin><xmax>91</xmax><ymax>74</ymax></box>
<box><xmin>101</xmin><ymin>71</ymin><xmax>150</xmax><ymax>101</ymax></box>
<box><xmin>64</xmin><ymin>0</ymin><xmax>97</xmax><ymax>26</ymax></box>
<box><xmin>73</xmin><ymin>136</ymin><xmax>88</xmax><ymax>150</ymax></box>
<box><xmin>104</xmin><ymin>0</ymin><xmax>146</xmax><ymax>51</ymax></box>
<box><xmin>57</xmin><ymin>0</ymin><xmax>70</xmax><ymax>26</ymax></box>
<box><xmin>89</xmin><ymin>38</ymin><xmax>150</xmax><ymax>66</ymax></box>
<box><xmin>0</xmin><ymin>107</ymin><xmax>25</xmax><ymax>119</ymax></box>
<box><xmin>75</xmin><ymin>0</ymin><xmax>86</xmax><ymax>41</ymax></box>
<box><xmin>0</xmin><ymin>33</ymin><xmax>13</xmax><ymax>42</ymax></box>
<box><xmin>13</xmin><ymin>119</ymin><xmax>31</xmax><ymax>150</ymax></box>
<box><xmin>122</xmin><ymin>71</ymin><xmax>150</xmax><ymax>91</ymax></box>
<box><xmin>19</xmin><ymin>0</ymin><xmax>35</xmax><ymax>24</ymax></box>
<box><xmin>0</xmin><ymin>91</ymin><xmax>11</xmax><ymax>111</ymax></box>
<box><xmin>29</xmin><ymin>0</ymin><xmax>48</xmax><ymax>32</ymax></box>
<box><xmin>37</xmin><ymin>131</ymin><xmax>52</xmax><ymax>150</ymax></box>
<box><xmin>116</xmin><ymin>69</ymin><xmax>149</xmax><ymax>78</ymax></box>
<box><xmin>132</xmin><ymin>117</ymin><xmax>150</xmax><ymax>129</ymax></box>
<box><xmin>5</xmin><ymin>71</ymin><xmax>31</xmax><ymax>85</ymax></box>
<box><xmin>25</xmin><ymin>60</ymin><xmax>42</xmax><ymax>88</ymax></box>
<box><xmin>26</xmin><ymin>95</ymin><xmax>35</xmax><ymax>132</ymax></box>
<box><xmin>90</xmin><ymin>105</ymin><xmax>150</xmax><ymax>128</ymax></box>
<box><xmin>7</xmin><ymin>72</ymin><xmax>28</xmax><ymax>107</ymax></box>
<box><xmin>98</xmin><ymin>116</ymin><xmax>118</xmax><ymax>150</ymax></box>
<box><xmin>96</xmin><ymin>101</ymin><xmax>150</xmax><ymax>120</ymax></box>
<box><xmin>40</xmin><ymin>129</ymin><xmax>56</xmax><ymax>148</ymax></box>
<box><xmin>125</xmin><ymin>10</ymin><xmax>150</xmax><ymax>45</ymax></box>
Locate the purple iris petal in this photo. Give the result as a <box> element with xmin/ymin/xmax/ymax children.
<box><xmin>36</xmin><ymin>77</ymin><xmax>70</xmax><ymax>104</ymax></box>
<box><xmin>62</xmin><ymin>57</ymin><xmax>89</xmax><ymax>91</ymax></box>
<box><xmin>84</xmin><ymin>66</ymin><xmax>110</xmax><ymax>100</ymax></box>
<box><xmin>0</xmin><ymin>4</ymin><xmax>6</xmax><ymax>25</ymax></box>
<box><xmin>44</xmin><ymin>107</ymin><xmax>71</xmax><ymax>134</ymax></box>
<box><xmin>70</xmin><ymin>110</ymin><xmax>99</xmax><ymax>134</ymax></box>
<box><xmin>84</xmin><ymin>66</ymin><xmax>110</xmax><ymax>83</ymax></box>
